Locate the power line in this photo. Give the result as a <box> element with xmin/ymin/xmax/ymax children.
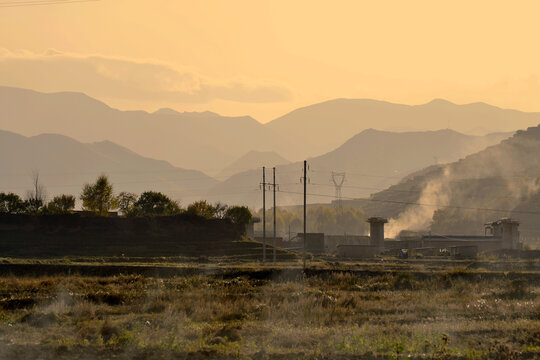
<box><xmin>311</xmin><ymin>182</ymin><xmax>423</xmax><ymax>195</ymax></box>
<box><xmin>277</xmin><ymin>189</ymin><xmax>540</xmax><ymax>216</ymax></box>
<box><xmin>311</xmin><ymin>167</ymin><xmax>540</xmax><ymax>182</ymax></box>
<box><xmin>0</xmin><ymin>0</ymin><xmax>99</xmax><ymax>7</ymax></box>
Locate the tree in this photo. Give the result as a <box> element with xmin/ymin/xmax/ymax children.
<box><xmin>0</xmin><ymin>193</ymin><xmax>27</xmax><ymax>214</ymax></box>
<box><xmin>213</xmin><ymin>202</ymin><xmax>229</xmax><ymax>219</ymax></box>
<box><xmin>25</xmin><ymin>171</ymin><xmax>46</xmax><ymax>214</ymax></box>
<box><xmin>46</xmin><ymin>195</ymin><xmax>76</xmax><ymax>214</ymax></box>
<box><xmin>186</xmin><ymin>200</ymin><xmax>216</xmax><ymax>218</ymax></box>
<box><xmin>80</xmin><ymin>175</ymin><xmax>117</xmax><ymax>215</ymax></box>
<box><xmin>117</xmin><ymin>192</ymin><xmax>138</xmax><ymax>216</ymax></box>
<box><xmin>130</xmin><ymin>191</ymin><xmax>181</xmax><ymax>216</ymax></box>
<box><xmin>225</xmin><ymin>206</ymin><xmax>252</xmax><ymax>226</ymax></box>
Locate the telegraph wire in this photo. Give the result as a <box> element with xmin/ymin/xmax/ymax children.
<box><xmin>276</xmin><ymin>189</ymin><xmax>540</xmax><ymax>216</ymax></box>
<box><xmin>0</xmin><ymin>0</ymin><xmax>99</xmax><ymax>7</ymax></box>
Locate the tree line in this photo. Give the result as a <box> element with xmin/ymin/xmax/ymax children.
<box><xmin>0</xmin><ymin>174</ymin><xmax>251</xmax><ymax>225</ymax></box>
<box><xmin>254</xmin><ymin>205</ymin><xmax>368</xmax><ymax>236</ymax></box>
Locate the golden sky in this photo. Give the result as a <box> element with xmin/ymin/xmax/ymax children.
<box><xmin>1</xmin><ymin>0</ymin><xmax>540</xmax><ymax>122</ymax></box>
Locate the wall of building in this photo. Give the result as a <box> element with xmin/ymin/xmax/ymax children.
<box><xmin>325</xmin><ymin>235</ymin><xmax>370</xmax><ymax>253</ymax></box>
<box><xmin>337</xmin><ymin>245</ymin><xmax>379</xmax><ymax>258</ymax></box>
<box><xmin>421</xmin><ymin>238</ymin><xmax>503</xmax><ymax>253</ymax></box>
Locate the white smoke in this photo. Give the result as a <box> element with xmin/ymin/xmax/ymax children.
<box><xmin>385</xmin><ymin>167</ymin><xmax>452</xmax><ymax>238</ymax></box>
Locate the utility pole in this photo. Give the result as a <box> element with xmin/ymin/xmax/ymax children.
<box><xmin>303</xmin><ymin>160</ymin><xmax>307</xmax><ymax>269</ymax></box>
<box><xmin>262</xmin><ymin>167</ymin><xmax>266</xmax><ymax>263</ymax></box>
<box><xmin>273</xmin><ymin>167</ymin><xmax>277</xmax><ymax>263</ymax></box>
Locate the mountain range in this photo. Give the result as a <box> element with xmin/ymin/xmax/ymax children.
<box><xmin>2</xmin><ymin>86</ymin><xmax>539</xmax><ymax>175</ymax></box>
<box><xmin>266</xmin><ymin>98</ymin><xmax>540</xmax><ymax>158</ymax></box>
<box><xmin>340</xmin><ymin>125</ymin><xmax>540</xmax><ymax>241</ymax></box>
<box><xmin>216</xmin><ymin>150</ymin><xmax>290</xmax><ymax>180</ymax></box>
<box><xmin>206</xmin><ymin>129</ymin><xmax>512</xmax><ymax>209</ymax></box>
<box><xmin>0</xmin><ymin>130</ymin><xmax>216</xmax><ymax>205</ymax></box>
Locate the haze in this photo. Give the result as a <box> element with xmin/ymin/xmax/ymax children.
<box><xmin>2</xmin><ymin>0</ymin><xmax>540</xmax><ymax>122</ymax></box>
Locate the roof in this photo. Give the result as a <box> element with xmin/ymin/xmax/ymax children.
<box><xmin>422</xmin><ymin>235</ymin><xmax>502</xmax><ymax>242</ymax></box>
<box><xmin>485</xmin><ymin>218</ymin><xmax>520</xmax><ymax>226</ymax></box>
<box><xmin>367</xmin><ymin>217</ymin><xmax>388</xmax><ymax>224</ymax></box>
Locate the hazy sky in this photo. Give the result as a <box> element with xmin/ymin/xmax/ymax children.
<box><xmin>1</xmin><ymin>0</ymin><xmax>540</xmax><ymax>122</ymax></box>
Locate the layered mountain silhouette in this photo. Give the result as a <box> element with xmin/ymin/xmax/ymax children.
<box><xmin>2</xmin><ymin>86</ymin><xmax>539</xmax><ymax>175</ymax></box>
<box><xmin>343</xmin><ymin>125</ymin><xmax>540</xmax><ymax>241</ymax></box>
<box><xmin>0</xmin><ymin>86</ymin><xmax>286</xmax><ymax>175</ymax></box>
<box><xmin>206</xmin><ymin>129</ymin><xmax>512</xmax><ymax>209</ymax></box>
<box><xmin>265</xmin><ymin>98</ymin><xmax>540</xmax><ymax>159</ymax></box>
<box><xmin>0</xmin><ymin>130</ymin><xmax>217</xmax><ymax>205</ymax></box>
<box><xmin>216</xmin><ymin>150</ymin><xmax>290</xmax><ymax>180</ymax></box>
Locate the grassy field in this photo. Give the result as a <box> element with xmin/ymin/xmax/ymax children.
<box><xmin>0</xmin><ymin>259</ymin><xmax>538</xmax><ymax>359</ymax></box>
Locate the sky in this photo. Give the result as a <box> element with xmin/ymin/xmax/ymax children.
<box><xmin>1</xmin><ymin>0</ymin><xmax>540</xmax><ymax>123</ymax></box>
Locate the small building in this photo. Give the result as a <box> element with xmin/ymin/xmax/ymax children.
<box><xmin>295</xmin><ymin>233</ymin><xmax>325</xmax><ymax>254</ymax></box>
<box><xmin>337</xmin><ymin>217</ymin><xmax>388</xmax><ymax>258</ymax></box>
<box><xmin>421</xmin><ymin>218</ymin><xmax>521</xmax><ymax>253</ymax></box>
<box><xmin>245</xmin><ymin>217</ymin><xmax>260</xmax><ymax>238</ymax></box>
<box><xmin>254</xmin><ymin>235</ymin><xmax>284</xmax><ymax>248</ymax></box>
<box><xmin>325</xmin><ymin>234</ymin><xmax>370</xmax><ymax>253</ymax></box>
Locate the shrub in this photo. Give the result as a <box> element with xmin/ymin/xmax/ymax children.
<box><xmin>46</xmin><ymin>195</ymin><xmax>75</xmax><ymax>214</ymax></box>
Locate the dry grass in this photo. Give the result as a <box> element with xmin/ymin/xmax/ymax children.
<box><xmin>0</xmin><ymin>266</ymin><xmax>538</xmax><ymax>359</ymax></box>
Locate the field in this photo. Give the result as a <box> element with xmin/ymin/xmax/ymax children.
<box><xmin>0</xmin><ymin>258</ymin><xmax>539</xmax><ymax>359</ymax></box>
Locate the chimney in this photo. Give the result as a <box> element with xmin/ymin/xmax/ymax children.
<box><xmin>368</xmin><ymin>217</ymin><xmax>388</xmax><ymax>252</ymax></box>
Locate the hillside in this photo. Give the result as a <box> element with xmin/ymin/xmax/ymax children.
<box><xmin>0</xmin><ymin>130</ymin><xmax>217</xmax><ymax>205</ymax></box>
<box><xmin>0</xmin><ymin>86</ymin><xmax>288</xmax><ymax>175</ymax></box>
<box><xmin>2</xmin><ymin>87</ymin><xmax>539</xmax><ymax>175</ymax></box>
<box><xmin>216</xmin><ymin>150</ymin><xmax>290</xmax><ymax>180</ymax></box>
<box><xmin>265</xmin><ymin>98</ymin><xmax>540</xmax><ymax>159</ymax></box>
<box><xmin>206</xmin><ymin>129</ymin><xmax>512</xmax><ymax>209</ymax></box>
<box><xmin>344</xmin><ymin>125</ymin><xmax>540</xmax><ymax>242</ymax></box>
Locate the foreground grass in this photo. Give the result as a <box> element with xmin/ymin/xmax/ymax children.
<box><xmin>0</xmin><ymin>267</ymin><xmax>538</xmax><ymax>359</ymax></box>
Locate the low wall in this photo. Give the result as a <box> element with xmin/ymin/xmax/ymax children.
<box><xmin>337</xmin><ymin>245</ymin><xmax>379</xmax><ymax>259</ymax></box>
<box><xmin>0</xmin><ymin>214</ymin><xmax>246</xmax><ymax>258</ymax></box>
<box><xmin>325</xmin><ymin>235</ymin><xmax>370</xmax><ymax>252</ymax></box>
<box><xmin>422</xmin><ymin>239</ymin><xmax>502</xmax><ymax>253</ymax></box>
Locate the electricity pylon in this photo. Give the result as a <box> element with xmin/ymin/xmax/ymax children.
<box><xmin>331</xmin><ymin>171</ymin><xmax>346</xmax><ymax>212</ymax></box>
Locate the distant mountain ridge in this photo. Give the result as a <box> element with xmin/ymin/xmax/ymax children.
<box><xmin>216</xmin><ymin>151</ymin><xmax>290</xmax><ymax>180</ymax></box>
<box><xmin>1</xmin><ymin>86</ymin><xmax>538</xmax><ymax>175</ymax></box>
<box><xmin>265</xmin><ymin>98</ymin><xmax>540</xmax><ymax>159</ymax></box>
<box><xmin>0</xmin><ymin>86</ymin><xmax>286</xmax><ymax>175</ymax></box>
<box><xmin>342</xmin><ymin>124</ymin><xmax>540</xmax><ymax>241</ymax></box>
<box><xmin>206</xmin><ymin>128</ymin><xmax>512</xmax><ymax>208</ymax></box>
<box><xmin>0</xmin><ymin>130</ymin><xmax>217</xmax><ymax>204</ymax></box>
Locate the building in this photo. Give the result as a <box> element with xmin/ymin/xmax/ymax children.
<box><xmin>287</xmin><ymin>233</ymin><xmax>325</xmax><ymax>254</ymax></box>
<box><xmin>245</xmin><ymin>217</ymin><xmax>260</xmax><ymax>238</ymax></box>
<box><xmin>419</xmin><ymin>218</ymin><xmax>521</xmax><ymax>252</ymax></box>
<box><xmin>337</xmin><ymin>217</ymin><xmax>388</xmax><ymax>258</ymax></box>
<box><xmin>253</xmin><ymin>235</ymin><xmax>284</xmax><ymax>248</ymax></box>
<box><xmin>337</xmin><ymin>217</ymin><xmax>521</xmax><ymax>259</ymax></box>
<box><xmin>325</xmin><ymin>234</ymin><xmax>370</xmax><ymax>253</ymax></box>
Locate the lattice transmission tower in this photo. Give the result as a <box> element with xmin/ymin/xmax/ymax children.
<box><xmin>331</xmin><ymin>171</ymin><xmax>346</xmax><ymax>212</ymax></box>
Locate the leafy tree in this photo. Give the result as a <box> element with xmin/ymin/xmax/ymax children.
<box><xmin>80</xmin><ymin>175</ymin><xmax>118</xmax><ymax>216</ymax></box>
<box><xmin>46</xmin><ymin>195</ymin><xmax>76</xmax><ymax>214</ymax></box>
<box><xmin>131</xmin><ymin>191</ymin><xmax>181</xmax><ymax>216</ymax></box>
<box><xmin>225</xmin><ymin>206</ymin><xmax>252</xmax><ymax>225</ymax></box>
<box><xmin>117</xmin><ymin>192</ymin><xmax>138</xmax><ymax>216</ymax></box>
<box><xmin>0</xmin><ymin>193</ymin><xmax>27</xmax><ymax>214</ymax></box>
<box><xmin>186</xmin><ymin>200</ymin><xmax>216</xmax><ymax>219</ymax></box>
